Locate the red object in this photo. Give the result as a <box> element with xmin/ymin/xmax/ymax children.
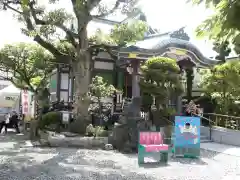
<box><xmin>139</xmin><ymin>132</ymin><xmax>169</xmax><ymax>152</ymax></box>
<box><xmin>145</xmin><ymin>144</ymin><xmax>169</xmax><ymax>152</ymax></box>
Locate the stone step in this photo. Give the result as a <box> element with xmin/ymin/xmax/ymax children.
<box><xmin>200</xmin><ymin>135</ymin><xmax>209</xmax><ymax>140</ymax></box>
<box><xmin>200</xmin><ymin>139</ymin><xmax>213</xmax><ymax>143</ymax></box>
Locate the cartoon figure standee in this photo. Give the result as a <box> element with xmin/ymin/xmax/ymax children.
<box><xmin>174</xmin><ymin>116</ymin><xmax>201</xmax><ymax>158</ymax></box>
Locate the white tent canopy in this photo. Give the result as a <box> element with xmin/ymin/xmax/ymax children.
<box><xmin>0</xmin><ymin>84</ymin><xmax>20</xmax><ymax>108</ymax></box>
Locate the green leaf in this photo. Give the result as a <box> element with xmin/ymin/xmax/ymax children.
<box><xmin>21</xmin><ymin>0</ymin><xmax>29</xmax><ymax>7</ymax></box>
<box><xmin>190</xmin><ymin>0</ymin><xmax>240</xmax><ymax>54</ymax></box>
<box><xmin>0</xmin><ymin>43</ymin><xmax>55</xmax><ymax>92</ymax></box>
<box><xmin>90</xmin><ymin>20</ymin><xmax>148</xmax><ymax>46</ymax></box>
<box><xmin>199</xmin><ymin>61</ymin><xmax>240</xmax><ymax>114</ymax></box>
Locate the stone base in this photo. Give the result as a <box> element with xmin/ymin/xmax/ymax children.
<box><xmin>38</xmin><ymin>130</ymin><xmax>109</xmax><ymax>149</ymax></box>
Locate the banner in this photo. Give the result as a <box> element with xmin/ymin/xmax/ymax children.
<box><xmin>21</xmin><ymin>90</ymin><xmax>30</xmax><ymax>114</ymax></box>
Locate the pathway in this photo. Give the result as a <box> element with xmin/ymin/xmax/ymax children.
<box><xmin>0</xmin><ymin>132</ymin><xmax>240</xmax><ymax>180</ymax></box>
<box><xmin>201</xmin><ymin>142</ymin><xmax>240</xmax><ymax>157</ymax></box>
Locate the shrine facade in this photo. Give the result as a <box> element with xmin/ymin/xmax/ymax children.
<box><xmin>48</xmin><ymin>11</ymin><xmax>223</xmax><ymax>113</ymax></box>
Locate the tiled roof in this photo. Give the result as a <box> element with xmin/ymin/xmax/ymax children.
<box><xmin>123</xmin><ymin>34</ymin><xmax>221</xmax><ymax>66</ymax></box>
<box><xmin>92</xmin><ymin>11</ymin><xmax>221</xmax><ymax>66</ymax></box>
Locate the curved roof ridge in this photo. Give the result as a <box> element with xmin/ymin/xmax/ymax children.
<box><xmin>143</xmin><ymin>32</ymin><xmax>171</xmax><ymax>39</ymax></box>
<box><xmin>165</xmin><ymin>37</ymin><xmax>221</xmax><ymax>63</ymax></box>
<box><xmin>124</xmin><ymin>36</ymin><xmax>221</xmax><ymax>66</ymax></box>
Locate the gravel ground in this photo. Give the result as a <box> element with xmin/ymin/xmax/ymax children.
<box><xmin>0</xmin><ymin>133</ymin><xmax>240</xmax><ymax>180</ymax></box>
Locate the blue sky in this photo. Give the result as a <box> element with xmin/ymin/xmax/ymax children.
<box><xmin>0</xmin><ymin>0</ymin><xmax>217</xmax><ymax>57</ymax></box>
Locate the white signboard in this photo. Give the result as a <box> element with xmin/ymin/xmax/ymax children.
<box><xmin>62</xmin><ymin>111</ymin><xmax>69</xmax><ymax>124</ymax></box>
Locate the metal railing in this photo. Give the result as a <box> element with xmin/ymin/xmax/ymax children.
<box><xmin>203</xmin><ymin>113</ymin><xmax>240</xmax><ymax>130</ymax></box>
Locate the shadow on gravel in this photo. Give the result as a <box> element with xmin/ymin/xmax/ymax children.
<box><xmin>0</xmin><ymin>133</ymin><xmax>155</xmax><ymax>180</ymax></box>
<box><xmin>0</xmin><ymin>133</ymin><xmax>225</xmax><ymax>180</ymax></box>
<box><xmin>121</xmin><ymin>148</ymin><xmax>221</xmax><ymax>167</ymax></box>
<box><xmin>170</xmin><ymin>156</ymin><xmax>207</xmax><ymax>165</ymax></box>
<box><xmin>139</xmin><ymin>162</ymin><xmax>170</xmax><ymax>168</ymax></box>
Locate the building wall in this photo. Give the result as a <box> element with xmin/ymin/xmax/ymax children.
<box><xmin>50</xmin><ymin>52</ymin><xmax>213</xmax><ymax>102</ymax></box>
<box><xmin>201</xmin><ymin>126</ymin><xmax>240</xmax><ymax>146</ymax></box>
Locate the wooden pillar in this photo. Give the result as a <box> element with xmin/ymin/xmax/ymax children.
<box><xmin>131</xmin><ymin>61</ymin><xmax>140</xmax><ymax>97</ymax></box>
<box><xmin>56</xmin><ymin>65</ymin><xmax>61</xmax><ymax>101</ymax></box>
<box><xmin>177</xmin><ymin>95</ymin><xmax>182</xmax><ymax>114</ymax></box>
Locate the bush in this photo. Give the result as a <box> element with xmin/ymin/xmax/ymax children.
<box><xmin>95</xmin><ymin>126</ymin><xmax>108</xmax><ymax>137</ymax></box>
<box><xmin>39</xmin><ymin>111</ymin><xmax>62</xmax><ymax>131</ymax></box>
<box><xmin>86</xmin><ymin>124</ymin><xmax>95</xmax><ymax>136</ymax></box>
<box><xmin>69</xmin><ymin>116</ymin><xmax>88</xmax><ymax>134</ymax></box>
<box><xmin>85</xmin><ymin>124</ymin><xmax>108</xmax><ymax>137</ymax></box>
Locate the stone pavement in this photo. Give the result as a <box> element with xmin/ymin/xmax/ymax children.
<box><xmin>0</xmin><ymin>132</ymin><xmax>240</xmax><ymax>180</ymax></box>
<box><xmin>201</xmin><ymin>142</ymin><xmax>240</xmax><ymax>157</ymax></box>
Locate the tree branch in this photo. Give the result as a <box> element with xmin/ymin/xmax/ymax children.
<box><xmin>25</xmin><ymin>15</ymin><xmax>69</xmax><ymax>62</ymax></box>
<box><xmin>28</xmin><ymin>2</ymin><xmax>78</xmax><ymax>48</ymax></box>
<box><xmin>3</xmin><ymin>3</ymin><xmax>23</xmax><ymax>14</ymax></box>
<box><xmin>89</xmin><ymin>43</ymin><xmax>119</xmax><ymax>59</ymax></box>
<box><xmin>0</xmin><ymin>76</ymin><xmax>25</xmax><ymax>90</ymax></box>
<box><xmin>33</xmin><ymin>35</ymin><xmax>64</xmax><ymax>57</ymax></box>
<box><xmin>71</xmin><ymin>0</ymin><xmax>92</xmax><ymax>42</ymax></box>
<box><xmin>0</xmin><ymin>70</ymin><xmax>35</xmax><ymax>92</ymax></box>
<box><xmin>35</xmin><ymin>73</ymin><xmax>49</xmax><ymax>91</ymax></box>
<box><xmin>92</xmin><ymin>0</ymin><xmax>121</xmax><ymax>18</ymax></box>
<box><xmin>3</xmin><ymin>0</ymin><xmax>71</xmax><ymax>62</ymax></box>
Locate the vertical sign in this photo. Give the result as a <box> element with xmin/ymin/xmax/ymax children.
<box><xmin>21</xmin><ymin>90</ymin><xmax>29</xmax><ymax>114</ymax></box>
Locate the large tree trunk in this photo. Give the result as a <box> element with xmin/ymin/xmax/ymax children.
<box><xmin>29</xmin><ymin>90</ymin><xmax>49</xmax><ymax>140</ymax></box>
<box><xmin>74</xmin><ymin>61</ymin><xmax>91</xmax><ymax>118</ymax></box>
<box><xmin>29</xmin><ymin>93</ymin><xmax>41</xmax><ymax>140</ymax></box>
<box><xmin>72</xmin><ymin>27</ymin><xmax>91</xmax><ymax>133</ymax></box>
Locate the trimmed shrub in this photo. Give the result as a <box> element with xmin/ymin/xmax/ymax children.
<box><xmin>39</xmin><ymin>111</ymin><xmax>62</xmax><ymax>131</ymax></box>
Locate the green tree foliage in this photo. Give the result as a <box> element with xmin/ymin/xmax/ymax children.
<box><xmin>39</xmin><ymin>111</ymin><xmax>62</xmax><ymax>132</ymax></box>
<box><xmin>212</xmin><ymin>40</ymin><xmax>231</xmax><ymax>62</ymax></box>
<box><xmin>199</xmin><ymin>61</ymin><xmax>240</xmax><ymax>115</ymax></box>
<box><xmin>89</xmin><ymin>20</ymin><xmax>147</xmax><ymax>46</ymax></box>
<box><xmin>190</xmin><ymin>0</ymin><xmax>240</xmax><ymax>54</ymax></box>
<box><xmin>89</xmin><ymin>76</ymin><xmax>116</xmax><ymax>99</ymax></box>
<box><xmin>0</xmin><ymin>43</ymin><xmax>55</xmax><ymax>116</ymax></box>
<box><xmin>139</xmin><ymin>57</ymin><xmax>183</xmax><ymax>126</ymax></box>
<box><xmin>1</xmin><ymin>0</ymin><xmax>147</xmax><ymax>120</ymax></box>
<box><xmin>0</xmin><ymin>43</ymin><xmax>54</xmax><ymax>93</ymax></box>
<box><xmin>88</xmin><ymin>76</ymin><xmax>116</xmax><ymax>126</ymax></box>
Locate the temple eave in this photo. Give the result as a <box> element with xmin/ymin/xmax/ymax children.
<box><xmin>118</xmin><ymin>38</ymin><xmax>220</xmax><ymax>67</ymax></box>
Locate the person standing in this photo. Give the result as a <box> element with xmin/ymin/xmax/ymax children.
<box><xmin>10</xmin><ymin>111</ymin><xmax>20</xmax><ymax>133</ymax></box>
<box><xmin>0</xmin><ymin>113</ymin><xmax>8</xmax><ymax>134</ymax></box>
